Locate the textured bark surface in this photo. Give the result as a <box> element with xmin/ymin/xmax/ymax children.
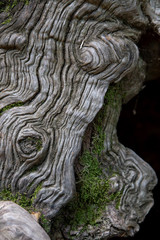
<box><xmin>0</xmin><ymin>201</ymin><xmax>51</xmax><ymax>240</ymax></box>
<box><xmin>0</xmin><ymin>0</ymin><xmax>159</xmax><ymax>239</ymax></box>
<box><xmin>52</xmin><ymin>64</ymin><xmax>157</xmax><ymax>240</ymax></box>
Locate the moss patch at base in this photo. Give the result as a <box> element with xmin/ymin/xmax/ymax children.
<box><xmin>0</xmin><ymin>188</ymin><xmax>51</xmax><ymax>233</ymax></box>
<box><xmin>64</xmin><ymin>153</ymin><xmax>123</xmax><ymax>230</ymax></box>
<box><xmin>0</xmin><ymin>189</ymin><xmax>33</xmax><ymax>212</ymax></box>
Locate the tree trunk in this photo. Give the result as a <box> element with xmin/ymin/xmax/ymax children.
<box><xmin>0</xmin><ymin>0</ymin><xmax>159</xmax><ymax>239</ymax></box>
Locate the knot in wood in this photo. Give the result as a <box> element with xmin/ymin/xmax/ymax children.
<box><xmin>16</xmin><ymin>127</ymin><xmax>50</xmax><ymax>163</ymax></box>
<box><xmin>18</xmin><ymin>136</ymin><xmax>42</xmax><ymax>155</ymax></box>
<box><xmin>77</xmin><ymin>35</ymin><xmax>139</xmax><ymax>83</ymax></box>
<box><xmin>78</xmin><ymin>38</ymin><xmax>112</xmax><ymax>74</ymax></box>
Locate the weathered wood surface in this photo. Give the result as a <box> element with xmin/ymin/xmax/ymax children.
<box><xmin>0</xmin><ymin>0</ymin><xmax>159</xmax><ymax>239</ymax></box>
<box><xmin>0</xmin><ymin>201</ymin><xmax>51</xmax><ymax>240</ymax></box>
<box><xmin>55</xmin><ymin>62</ymin><xmax>158</xmax><ymax>239</ymax></box>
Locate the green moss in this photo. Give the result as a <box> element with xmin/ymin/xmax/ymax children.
<box><xmin>31</xmin><ymin>184</ymin><xmax>51</xmax><ymax>233</ymax></box>
<box><xmin>61</xmin><ymin>120</ymin><xmax>123</xmax><ymax>231</ymax></box>
<box><xmin>0</xmin><ymin>187</ymin><xmax>51</xmax><ymax>234</ymax></box>
<box><xmin>66</xmin><ymin>153</ymin><xmax>123</xmax><ymax>230</ymax></box>
<box><xmin>40</xmin><ymin>214</ymin><xmax>51</xmax><ymax>233</ymax></box>
<box><xmin>1</xmin><ymin>16</ymin><xmax>12</xmax><ymax>24</ymax></box>
<box><xmin>92</xmin><ymin>127</ymin><xmax>105</xmax><ymax>156</ymax></box>
<box><xmin>0</xmin><ymin>189</ymin><xmax>33</xmax><ymax>212</ymax></box>
<box><xmin>78</xmin><ymin>153</ymin><xmax>106</xmax><ymax>206</ymax></box>
<box><xmin>0</xmin><ymin>102</ymin><xmax>24</xmax><ymax>115</ymax></box>
<box><xmin>55</xmin><ymin>84</ymin><xmax>124</xmax><ymax>232</ymax></box>
<box><xmin>0</xmin><ymin>182</ymin><xmax>43</xmax><ymax>212</ymax></box>
<box><xmin>31</xmin><ymin>184</ymin><xmax>42</xmax><ymax>204</ymax></box>
<box><xmin>0</xmin><ymin>0</ymin><xmax>29</xmax><ymax>11</ymax></box>
<box><xmin>0</xmin><ymin>0</ymin><xmax>30</xmax><ymax>24</ymax></box>
<box><xmin>35</xmin><ymin>138</ymin><xmax>43</xmax><ymax>151</ymax></box>
<box><xmin>105</xmin><ymin>83</ymin><xmax>123</xmax><ymax>108</ymax></box>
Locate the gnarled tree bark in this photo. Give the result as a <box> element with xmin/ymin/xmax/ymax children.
<box><xmin>0</xmin><ymin>0</ymin><xmax>159</xmax><ymax>239</ymax></box>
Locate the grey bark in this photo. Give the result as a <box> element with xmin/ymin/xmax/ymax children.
<box><xmin>54</xmin><ymin>60</ymin><xmax>158</xmax><ymax>240</ymax></box>
<box><xmin>0</xmin><ymin>201</ymin><xmax>51</xmax><ymax>240</ymax></box>
<box><xmin>0</xmin><ymin>0</ymin><xmax>159</xmax><ymax>239</ymax></box>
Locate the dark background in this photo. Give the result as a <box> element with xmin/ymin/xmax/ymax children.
<box><xmin>115</xmin><ymin>79</ymin><xmax>160</xmax><ymax>240</ymax></box>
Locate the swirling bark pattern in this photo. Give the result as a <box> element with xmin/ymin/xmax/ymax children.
<box><xmin>0</xmin><ymin>0</ymin><xmax>158</xmax><ymax>224</ymax></box>
<box><xmin>63</xmin><ymin>61</ymin><xmax>158</xmax><ymax>240</ymax></box>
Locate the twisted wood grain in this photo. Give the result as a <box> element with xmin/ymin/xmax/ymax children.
<box><xmin>60</xmin><ymin>61</ymin><xmax>158</xmax><ymax>240</ymax></box>
<box><xmin>0</xmin><ymin>0</ymin><xmax>158</xmax><ymax>227</ymax></box>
